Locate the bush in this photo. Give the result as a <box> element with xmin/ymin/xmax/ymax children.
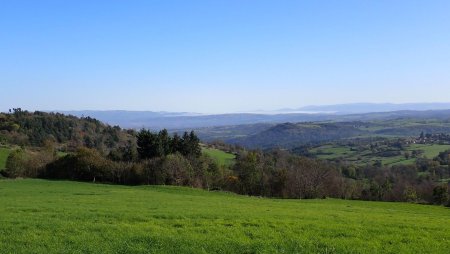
<box><xmin>43</xmin><ymin>147</ymin><xmax>108</xmax><ymax>182</ymax></box>
<box><xmin>5</xmin><ymin>149</ymin><xmax>27</xmax><ymax>178</ymax></box>
<box><xmin>403</xmin><ymin>186</ymin><xmax>418</xmax><ymax>203</ymax></box>
<box><xmin>162</xmin><ymin>153</ymin><xmax>194</xmax><ymax>186</ymax></box>
<box><xmin>432</xmin><ymin>185</ymin><xmax>449</xmax><ymax>205</ymax></box>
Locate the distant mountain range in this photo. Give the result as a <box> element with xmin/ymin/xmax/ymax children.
<box><xmin>56</xmin><ymin>110</ymin><xmax>333</xmax><ymax>129</ymax></box>
<box><xmin>53</xmin><ymin>103</ymin><xmax>450</xmax><ymax>130</ymax></box>
<box><xmin>296</xmin><ymin>102</ymin><xmax>450</xmax><ymax>114</ymax></box>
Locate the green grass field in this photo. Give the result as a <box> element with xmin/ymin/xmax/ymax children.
<box><xmin>408</xmin><ymin>144</ymin><xmax>450</xmax><ymax>158</ymax></box>
<box><xmin>385</xmin><ymin>144</ymin><xmax>450</xmax><ymax>166</ymax></box>
<box><xmin>202</xmin><ymin>147</ymin><xmax>236</xmax><ymax>166</ymax></box>
<box><xmin>0</xmin><ymin>179</ymin><xmax>449</xmax><ymax>253</ymax></box>
<box><xmin>0</xmin><ymin>147</ymin><xmax>11</xmax><ymax>170</ymax></box>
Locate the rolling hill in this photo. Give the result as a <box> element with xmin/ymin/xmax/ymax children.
<box><xmin>1</xmin><ymin>179</ymin><xmax>449</xmax><ymax>253</ymax></box>
<box><xmin>198</xmin><ymin>116</ymin><xmax>450</xmax><ymax>149</ymax></box>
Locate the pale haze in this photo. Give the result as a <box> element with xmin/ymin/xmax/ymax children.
<box><xmin>1</xmin><ymin>0</ymin><xmax>450</xmax><ymax>113</ymax></box>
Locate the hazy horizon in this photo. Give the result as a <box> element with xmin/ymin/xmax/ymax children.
<box><xmin>2</xmin><ymin>1</ymin><xmax>450</xmax><ymax>113</ymax></box>
<box><xmin>3</xmin><ymin>101</ymin><xmax>450</xmax><ymax>116</ymax></box>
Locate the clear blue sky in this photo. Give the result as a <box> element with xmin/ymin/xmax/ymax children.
<box><xmin>1</xmin><ymin>0</ymin><xmax>450</xmax><ymax>113</ymax></box>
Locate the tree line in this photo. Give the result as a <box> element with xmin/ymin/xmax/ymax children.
<box><xmin>0</xmin><ymin>108</ymin><xmax>134</xmax><ymax>152</ymax></box>
<box><xmin>136</xmin><ymin>129</ymin><xmax>201</xmax><ymax>159</ymax></box>
<box><xmin>1</xmin><ymin>110</ymin><xmax>449</xmax><ymax>206</ymax></box>
<box><xmin>3</xmin><ymin>143</ymin><xmax>449</xmax><ymax>206</ymax></box>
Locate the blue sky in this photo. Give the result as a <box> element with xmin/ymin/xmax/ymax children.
<box><xmin>1</xmin><ymin>0</ymin><xmax>450</xmax><ymax>113</ymax></box>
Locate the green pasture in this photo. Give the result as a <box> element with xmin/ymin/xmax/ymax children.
<box><xmin>408</xmin><ymin>144</ymin><xmax>450</xmax><ymax>158</ymax></box>
<box><xmin>0</xmin><ymin>179</ymin><xmax>449</xmax><ymax>253</ymax></box>
<box><xmin>202</xmin><ymin>147</ymin><xmax>236</xmax><ymax>166</ymax></box>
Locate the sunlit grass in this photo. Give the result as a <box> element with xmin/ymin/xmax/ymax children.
<box><xmin>202</xmin><ymin>147</ymin><xmax>236</xmax><ymax>166</ymax></box>
<box><xmin>0</xmin><ymin>179</ymin><xmax>449</xmax><ymax>253</ymax></box>
<box><xmin>408</xmin><ymin>144</ymin><xmax>450</xmax><ymax>158</ymax></box>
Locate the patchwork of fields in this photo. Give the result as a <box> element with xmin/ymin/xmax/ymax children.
<box><xmin>0</xmin><ymin>179</ymin><xmax>449</xmax><ymax>253</ymax></box>
<box><xmin>310</xmin><ymin>143</ymin><xmax>450</xmax><ymax>166</ymax></box>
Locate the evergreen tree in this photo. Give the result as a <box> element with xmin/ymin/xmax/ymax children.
<box><xmin>137</xmin><ymin>129</ymin><xmax>160</xmax><ymax>159</ymax></box>
<box><xmin>171</xmin><ymin>133</ymin><xmax>182</xmax><ymax>154</ymax></box>
<box><xmin>189</xmin><ymin>131</ymin><xmax>201</xmax><ymax>157</ymax></box>
<box><xmin>181</xmin><ymin>132</ymin><xmax>190</xmax><ymax>156</ymax></box>
<box><xmin>159</xmin><ymin>129</ymin><xmax>171</xmax><ymax>156</ymax></box>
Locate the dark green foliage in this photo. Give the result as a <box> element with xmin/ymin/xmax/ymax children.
<box><xmin>42</xmin><ymin>148</ymin><xmax>219</xmax><ymax>187</ymax></box>
<box><xmin>373</xmin><ymin>160</ymin><xmax>383</xmax><ymax>167</ymax></box>
<box><xmin>137</xmin><ymin>129</ymin><xmax>162</xmax><ymax>159</ymax></box>
<box><xmin>181</xmin><ymin>131</ymin><xmax>201</xmax><ymax>157</ymax></box>
<box><xmin>231</xmin><ymin>122</ymin><xmax>365</xmax><ymax>149</ymax></box>
<box><xmin>231</xmin><ymin>150</ymin><xmax>336</xmax><ymax>198</ymax></box>
<box><xmin>108</xmin><ymin>141</ymin><xmax>137</xmax><ymax>162</ymax></box>
<box><xmin>170</xmin><ymin>133</ymin><xmax>182</xmax><ymax>153</ymax></box>
<box><xmin>141</xmin><ymin>157</ymin><xmax>165</xmax><ymax>185</ymax></box>
<box><xmin>234</xmin><ymin>151</ymin><xmax>263</xmax><ymax>195</ymax></box>
<box><xmin>43</xmin><ymin>148</ymin><xmax>108</xmax><ymax>182</ymax></box>
<box><xmin>159</xmin><ymin>129</ymin><xmax>171</xmax><ymax>155</ymax></box>
<box><xmin>362</xmin><ymin>180</ymin><xmax>392</xmax><ymax>201</ymax></box>
<box><xmin>435</xmin><ymin>150</ymin><xmax>450</xmax><ymax>165</ymax></box>
<box><xmin>432</xmin><ymin>185</ymin><xmax>449</xmax><ymax>205</ymax></box>
<box><xmin>136</xmin><ymin>129</ymin><xmax>201</xmax><ymax>159</ymax></box>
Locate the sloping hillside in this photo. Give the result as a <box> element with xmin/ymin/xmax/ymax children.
<box><xmin>230</xmin><ymin>122</ymin><xmax>367</xmax><ymax>149</ymax></box>
<box><xmin>216</xmin><ymin>118</ymin><xmax>450</xmax><ymax>149</ymax></box>
<box><xmin>0</xmin><ymin>109</ymin><xmax>134</xmax><ymax>152</ymax></box>
<box><xmin>0</xmin><ymin>179</ymin><xmax>449</xmax><ymax>253</ymax></box>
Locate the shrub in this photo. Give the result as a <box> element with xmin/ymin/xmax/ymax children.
<box><xmin>432</xmin><ymin>185</ymin><xmax>449</xmax><ymax>205</ymax></box>
<box><xmin>5</xmin><ymin>149</ymin><xmax>27</xmax><ymax>178</ymax></box>
<box><xmin>162</xmin><ymin>153</ymin><xmax>193</xmax><ymax>186</ymax></box>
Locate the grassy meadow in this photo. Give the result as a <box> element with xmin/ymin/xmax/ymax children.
<box><xmin>409</xmin><ymin>144</ymin><xmax>450</xmax><ymax>158</ymax></box>
<box><xmin>0</xmin><ymin>179</ymin><xmax>449</xmax><ymax>253</ymax></box>
<box><xmin>202</xmin><ymin>147</ymin><xmax>236</xmax><ymax>166</ymax></box>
